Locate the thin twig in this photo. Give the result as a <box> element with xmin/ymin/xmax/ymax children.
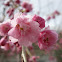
<box><xmin>22</xmin><ymin>46</ymin><xmax>27</xmax><ymax>62</ymax></box>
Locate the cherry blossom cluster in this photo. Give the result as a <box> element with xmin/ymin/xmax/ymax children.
<box><xmin>0</xmin><ymin>0</ymin><xmax>59</xmax><ymax>62</ymax></box>
<box><xmin>0</xmin><ymin>13</ymin><xmax>58</xmax><ymax>62</ymax></box>
<box><xmin>0</xmin><ymin>13</ymin><xmax>58</xmax><ymax>50</ymax></box>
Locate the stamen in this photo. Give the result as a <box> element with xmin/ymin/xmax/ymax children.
<box><xmin>20</xmin><ymin>28</ymin><xmax>23</xmax><ymax>30</ymax></box>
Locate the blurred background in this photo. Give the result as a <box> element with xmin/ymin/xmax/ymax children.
<box><xmin>0</xmin><ymin>0</ymin><xmax>62</xmax><ymax>62</ymax></box>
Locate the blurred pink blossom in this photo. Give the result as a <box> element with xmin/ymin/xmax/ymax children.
<box><xmin>22</xmin><ymin>2</ymin><xmax>32</xmax><ymax>12</ymax></box>
<box><xmin>8</xmin><ymin>13</ymin><xmax>41</xmax><ymax>47</ymax></box>
<box><xmin>32</xmin><ymin>15</ymin><xmax>45</xmax><ymax>29</ymax></box>
<box><xmin>38</xmin><ymin>28</ymin><xmax>58</xmax><ymax>50</ymax></box>
<box><xmin>0</xmin><ymin>21</ymin><xmax>11</xmax><ymax>36</ymax></box>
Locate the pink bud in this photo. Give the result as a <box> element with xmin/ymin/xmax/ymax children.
<box><xmin>54</xmin><ymin>10</ymin><xmax>60</xmax><ymax>15</ymax></box>
<box><xmin>46</xmin><ymin>16</ymin><xmax>51</xmax><ymax>21</ymax></box>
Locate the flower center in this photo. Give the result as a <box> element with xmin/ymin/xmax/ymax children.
<box><xmin>43</xmin><ymin>38</ymin><xmax>48</xmax><ymax>43</ymax></box>
<box><xmin>20</xmin><ymin>28</ymin><xmax>23</xmax><ymax>30</ymax></box>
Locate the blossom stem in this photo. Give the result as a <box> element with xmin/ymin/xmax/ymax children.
<box><xmin>26</xmin><ymin>47</ymin><xmax>32</xmax><ymax>57</ymax></box>
<box><xmin>26</xmin><ymin>47</ymin><xmax>34</xmax><ymax>62</ymax></box>
<box><xmin>22</xmin><ymin>46</ymin><xmax>27</xmax><ymax>62</ymax></box>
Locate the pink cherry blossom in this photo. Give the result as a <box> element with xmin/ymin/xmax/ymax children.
<box><xmin>0</xmin><ymin>21</ymin><xmax>11</xmax><ymax>36</ymax></box>
<box><xmin>21</xmin><ymin>2</ymin><xmax>32</xmax><ymax>12</ymax></box>
<box><xmin>8</xmin><ymin>14</ymin><xmax>41</xmax><ymax>47</ymax></box>
<box><xmin>38</xmin><ymin>28</ymin><xmax>58</xmax><ymax>50</ymax></box>
<box><xmin>32</xmin><ymin>15</ymin><xmax>45</xmax><ymax>29</ymax></box>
